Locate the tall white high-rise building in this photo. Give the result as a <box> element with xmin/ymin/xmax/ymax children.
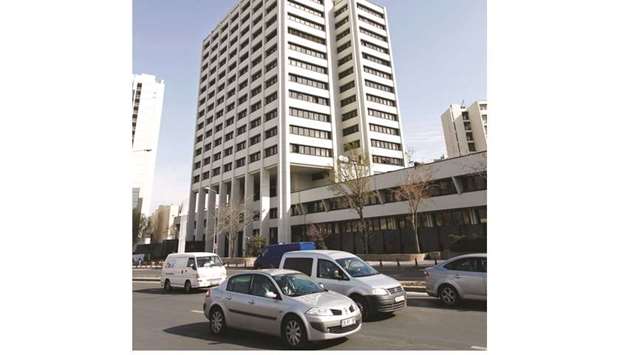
<box><xmin>441</xmin><ymin>101</ymin><xmax>487</xmax><ymax>158</ymax></box>
<box><xmin>185</xmin><ymin>0</ymin><xmax>407</xmax><ymax>255</ymax></box>
<box><xmin>132</xmin><ymin>73</ymin><xmax>165</xmax><ymax>216</ymax></box>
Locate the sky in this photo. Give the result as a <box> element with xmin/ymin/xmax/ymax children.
<box><xmin>133</xmin><ymin>0</ymin><xmax>486</xmax><ymax>212</ymax></box>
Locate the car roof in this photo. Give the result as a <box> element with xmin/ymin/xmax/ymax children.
<box><xmin>167</xmin><ymin>252</ymin><xmax>219</xmax><ymax>258</ymax></box>
<box><xmin>442</xmin><ymin>253</ymin><xmax>487</xmax><ymax>264</ymax></box>
<box><xmin>236</xmin><ymin>269</ymin><xmax>300</xmax><ymax>277</ymax></box>
<box><xmin>284</xmin><ymin>249</ymin><xmax>355</xmax><ymax>260</ymax></box>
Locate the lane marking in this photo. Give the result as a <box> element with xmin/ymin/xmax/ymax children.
<box><xmin>133</xmin><ymin>280</ymin><xmax>160</xmax><ymax>284</ymax></box>
<box><xmin>471</xmin><ymin>346</ymin><xmax>486</xmax><ymax>350</ymax></box>
<box><xmin>191</xmin><ymin>310</ymin><xmax>204</xmax><ymax>314</ymax></box>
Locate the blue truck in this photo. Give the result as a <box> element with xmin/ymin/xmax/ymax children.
<box><xmin>253</xmin><ymin>242</ymin><xmax>316</xmax><ymax>269</ymax></box>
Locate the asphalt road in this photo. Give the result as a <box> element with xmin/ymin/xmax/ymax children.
<box><xmin>133</xmin><ymin>281</ymin><xmax>486</xmax><ymax>350</ymax></box>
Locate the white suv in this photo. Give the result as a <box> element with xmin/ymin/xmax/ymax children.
<box><xmin>279</xmin><ymin>250</ymin><xmax>405</xmax><ymax>320</ymax></box>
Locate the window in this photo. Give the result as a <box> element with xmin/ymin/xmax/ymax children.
<box><xmin>237</xmin><ymin>125</ymin><xmax>247</xmax><ymax>135</ymax></box>
<box><xmin>236</xmin><ymin>157</ymin><xmax>246</xmax><ymax>168</ymax></box>
<box><xmin>250</xmin><ymin>100</ymin><xmax>262</xmax><ymax>112</ymax></box>
<box><xmin>343</xmin><ymin>124</ymin><xmax>359</xmax><ymax>136</ymax></box>
<box><xmin>249</xmin><ymin>151</ymin><xmax>261</xmax><ymax>162</ymax></box>
<box><xmin>335</xmin><ymin>16</ymin><xmax>349</xmax><ymax>30</ymax></box>
<box><xmin>269</xmin><ymin>208</ymin><xmax>278</xmax><ymax>219</ymax></box>
<box><xmin>251</xmin><ymin>85</ymin><xmax>262</xmax><ymax>97</ymax></box>
<box><xmin>344</xmin><ymin>140</ymin><xmax>360</xmax><ymax>151</ymax></box>
<box><xmin>338</xmin><ymin>53</ymin><xmax>352</xmax><ymax>66</ymax></box>
<box><xmin>335</xmin><ymin>4</ymin><xmax>348</xmax><ymax>17</ymax></box>
<box><xmin>362</xmin><ymin>52</ymin><xmax>391</xmax><ymax>66</ymax></box>
<box><xmin>318</xmin><ymin>259</ymin><xmax>347</xmax><ymax>280</ymax></box>
<box><xmin>371</xmin><ymin>139</ymin><xmax>401</xmax><ymax>151</ymax></box>
<box><xmin>359</xmin><ymin>27</ymin><xmax>387</xmax><ymax>42</ymax></box>
<box><xmin>340</xmin><ymin>80</ymin><xmax>355</xmax><ymax>93</ymax></box>
<box><xmin>265</xmin><ymin>75</ymin><xmax>277</xmax><ymax>89</ymax></box>
<box><xmin>444</xmin><ymin>258</ymin><xmax>480</xmax><ymax>272</ymax></box>
<box><xmin>288</xmin><ymin>13</ymin><xmax>325</xmax><ymax>31</ymax></box>
<box><xmin>265</xmin><ymin>59</ymin><xmax>278</xmax><ymax>71</ymax></box>
<box><xmin>341</xmin><ymin>94</ymin><xmax>356</xmax><ymax>106</ymax></box>
<box><xmin>287</xmin><ymin>27</ymin><xmax>325</xmax><ymax>45</ymax></box>
<box><xmin>225</xmin><ymin>117</ymin><xmax>234</xmax><ymax>127</ymax></box>
<box><xmin>250</xmin><ymin>117</ymin><xmax>261</xmax><ymax>128</ymax></box>
<box><xmin>264</xmin><ymin>92</ymin><xmax>277</xmax><ymax>105</ymax></box>
<box><xmin>289</xmin><ymin>107</ymin><xmax>330</xmax><ymax>122</ymax></box>
<box><xmin>265</xmin><ymin>126</ymin><xmax>278</xmax><ymax>139</ymax></box>
<box><xmin>289</xmin><ymin>90</ymin><xmax>329</xmax><ymax>105</ymax></box>
<box><xmin>366</xmin><ymin>93</ymin><xmax>396</xmax><ymax>106</ymax></box>
<box><xmin>290</xmin><ymin>125</ymin><xmax>331</xmax><ymax>139</ymax></box>
<box><xmin>290</xmin><ymin>144</ymin><xmax>332</xmax><ymax>157</ymax></box>
<box><xmin>224</xmin><ymin>162</ymin><xmax>232</xmax><ymax>172</ymax></box>
<box><xmin>357</xmin><ymin>3</ymin><xmax>384</xmax><ymax>19</ymax></box>
<box><xmin>368</xmin><ymin>108</ymin><xmax>398</xmax><ymax>121</ymax></box>
<box><xmin>336</xmin><ymin>28</ymin><xmax>351</xmax><ymax>41</ymax></box>
<box><xmin>372</xmin><ymin>155</ymin><xmax>403</xmax><ymax>166</ymax></box>
<box><xmin>224</xmin><ymin>147</ymin><xmax>233</xmax><ymax>156</ymax></box>
<box><xmin>212</xmin><ymin>167</ymin><xmax>221</xmax><ymax>176</ymax></box>
<box><xmin>213</xmin><ymin>152</ymin><xmax>221</xmax><ymax>161</ymax></box>
<box><xmin>289</xmin><ymin>73</ymin><xmax>328</xmax><ymax>90</ymax></box>
<box><xmin>342</xmin><ymin>109</ymin><xmax>357</xmax><ymax>121</ymax></box>
<box><xmin>365</xmin><ymin>79</ymin><xmax>394</xmax><ymax>93</ymax></box>
<box><xmin>339</xmin><ymin>66</ymin><xmax>354</xmax><ymax>79</ymax></box>
<box><xmin>282</xmin><ymin>257</ymin><xmax>313</xmax><ymax>276</ymax></box>
<box><xmin>236</xmin><ymin>141</ymin><xmax>246</xmax><ymax>150</ymax></box>
<box><xmin>264</xmin><ymin>109</ymin><xmax>278</xmax><ymax>122</ymax></box>
<box><xmin>288</xmin><ymin>42</ymin><xmax>326</xmax><ymax>59</ymax></box>
<box><xmin>364</xmin><ymin>65</ymin><xmax>392</xmax><ymax>80</ymax></box>
<box><xmin>214</xmin><ymin>137</ymin><xmax>222</xmax><ymax>146</ymax></box>
<box><xmin>288</xmin><ymin>57</ymin><xmax>327</xmax><ymax>74</ymax></box>
<box><xmin>250</xmin><ymin>274</ymin><xmax>279</xmax><ymax>297</ymax></box>
<box><xmin>358</xmin><ymin>14</ymin><xmax>385</xmax><ymax>30</ymax></box>
<box><xmin>226</xmin><ymin>274</ymin><xmax>252</xmax><ymax>293</ymax></box>
<box><xmin>287</xmin><ymin>0</ymin><xmax>323</xmax><ymax>18</ymax></box>
<box><xmin>250</xmin><ymin>134</ymin><xmax>261</xmax><ymax>146</ymax></box>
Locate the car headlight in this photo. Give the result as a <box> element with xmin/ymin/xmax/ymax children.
<box><xmin>371</xmin><ymin>288</ymin><xmax>388</xmax><ymax>295</ymax></box>
<box><xmin>305</xmin><ymin>307</ymin><xmax>333</xmax><ymax>316</ymax></box>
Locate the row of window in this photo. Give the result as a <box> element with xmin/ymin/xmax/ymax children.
<box><xmin>358</xmin><ymin>14</ymin><xmax>386</xmax><ymax>30</ymax></box>
<box><xmin>336</xmin><ymin>28</ymin><xmax>350</xmax><ymax>41</ymax></box>
<box><xmin>367</xmin><ymin>93</ymin><xmax>396</xmax><ymax>106</ymax></box>
<box><xmin>368</xmin><ymin>108</ymin><xmax>398</xmax><ymax>121</ymax></box>
<box><xmin>289</xmin><ymin>107</ymin><xmax>331</xmax><ymax>122</ymax></box>
<box><xmin>343</xmin><ymin>124</ymin><xmax>359</xmax><ymax>136</ymax></box>
<box><xmin>359</xmin><ymin>26</ymin><xmax>387</xmax><ymax>43</ymax></box>
<box><xmin>288</xmin><ymin>0</ymin><xmax>323</xmax><ymax>18</ymax></box>
<box><xmin>290</xmin><ymin>143</ymin><xmax>332</xmax><ymax>157</ymax></box>
<box><xmin>361</xmin><ymin>39</ymin><xmax>389</xmax><ymax>54</ymax></box>
<box><xmin>290</xmin><ymin>90</ymin><xmax>329</xmax><ymax>105</ymax></box>
<box><xmin>365</xmin><ymin>79</ymin><xmax>394</xmax><ymax>93</ymax></box>
<box><xmin>288</xmin><ymin>57</ymin><xmax>327</xmax><ymax>74</ymax></box>
<box><xmin>370</xmin><ymin>123</ymin><xmax>399</xmax><ymax>135</ymax></box>
<box><xmin>362</xmin><ymin>52</ymin><xmax>391</xmax><ymax>67</ymax></box>
<box><xmin>288</xmin><ymin>41</ymin><xmax>326</xmax><ymax>59</ymax></box>
<box><xmin>289</xmin><ymin>73</ymin><xmax>328</xmax><ymax>90</ymax></box>
<box><xmin>372</xmin><ymin>155</ymin><xmax>403</xmax><ymax>166</ymax></box>
<box><xmin>364</xmin><ymin>65</ymin><xmax>392</xmax><ymax>80</ymax></box>
<box><xmin>290</xmin><ymin>125</ymin><xmax>331</xmax><ymax>139</ymax></box>
<box><xmin>371</xmin><ymin>139</ymin><xmax>401</xmax><ymax>151</ymax></box>
<box><xmin>356</xmin><ymin>2</ymin><xmax>384</xmax><ymax>20</ymax></box>
<box><xmin>288</xmin><ymin>27</ymin><xmax>325</xmax><ymax>45</ymax></box>
<box><xmin>287</xmin><ymin>12</ymin><xmax>324</xmax><ymax>31</ymax></box>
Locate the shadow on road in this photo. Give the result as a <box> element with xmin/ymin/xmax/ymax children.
<box><xmin>163</xmin><ymin>322</ymin><xmax>348</xmax><ymax>350</ymax></box>
<box><xmin>406</xmin><ymin>298</ymin><xmax>486</xmax><ymax>312</ymax></box>
<box><xmin>133</xmin><ymin>287</ymin><xmax>206</xmax><ymax>296</ymax></box>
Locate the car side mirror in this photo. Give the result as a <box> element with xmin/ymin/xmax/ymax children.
<box><xmin>318</xmin><ymin>282</ymin><xmax>327</xmax><ymax>291</ymax></box>
<box><xmin>191</xmin><ymin>265</ymin><xmax>197</xmax><ymax>271</ymax></box>
<box><xmin>265</xmin><ymin>291</ymin><xmax>278</xmax><ymax>299</ymax></box>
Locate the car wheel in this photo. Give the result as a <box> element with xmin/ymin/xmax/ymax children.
<box><xmin>184</xmin><ymin>280</ymin><xmax>192</xmax><ymax>293</ymax></box>
<box><xmin>209</xmin><ymin>307</ymin><xmax>226</xmax><ymax>335</ymax></box>
<box><xmin>282</xmin><ymin>315</ymin><xmax>307</xmax><ymax>349</ymax></box>
<box><xmin>439</xmin><ymin>284</ymin><xmax>460</xmax><ymax>306</ymax></box>
<box><xmin>164</xmin><ymin>279</ymin><xmax>171</xmax><ymax>292</ymax></box>
<box><xmin>352</xmin><ymin>295</ymin><xmax>370</xmax><ymax>321</ymax></box>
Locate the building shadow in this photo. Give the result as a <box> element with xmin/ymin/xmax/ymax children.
<box><xmin>163</xmin><ymin>322</ymin><xmax>348</xmax><ymax>350</ymax></box>
<box><xmin>406</xmin><ymin>298</ymin><xmax>487</xmax><ymax>312</ymax></box>
<box><xmin>133</xmin><ymin>287</ymin><xmax>205</xmax><ymax>296</ymax></box>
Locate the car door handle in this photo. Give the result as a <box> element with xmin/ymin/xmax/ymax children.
<box><xmin>455</xmin><ymin>274</ymin><xmax>462</xmax><ymax>279</ymax></box>
<box><xmin>248</xmin><ymin>299</ymin><xmax>255</xmax><ymax>305</ymax></box>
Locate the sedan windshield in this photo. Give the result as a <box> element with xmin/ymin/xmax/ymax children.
<box><xmin>197</xmin><ymin>256</ymin><xmax>223</xmax><ymax>268</ymax></box>
<box><xmin>273</xmin><ymin>273</ymin><xmax>323</xmax><ymax>297</ymax></box>
<box><xmin>336</xmin><ymin>257</ymin><xmax>379</xmax><ymax>277</ymax></box>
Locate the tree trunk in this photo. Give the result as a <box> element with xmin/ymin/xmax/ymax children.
<box><xmin>412</xmin><ymin>213</ymin><xmax>421</xmax><ymax>253</ymax></box>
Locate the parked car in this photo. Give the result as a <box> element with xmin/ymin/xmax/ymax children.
<box><xmin>254</xmin><ymin>242</ymin><xmax>316</xmax><ymax>269</ymax></box>
<box><xmin>161</xmin><ymin>252</ymin><xmax>227</xmax><ymax>293</ymax></box>
<box><xmin>279</xmin><ymin>250</ymin><xmax>405</xmax><ymax>320</ymax></box>
<box><xmin>424</xmin><ymin>253</ymin><xmax>487</xmax><ymax>306</ymax></box>
<box><xmin>203</xmin><ymin>269</ymin><xmax>362</xmax><ymax>348</ymax></box>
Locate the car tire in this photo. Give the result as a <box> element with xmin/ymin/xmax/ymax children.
<box><xmin>351</xmin><ymin>294</ymin><xmax>370</xmax><ymax>321</ymax></box>
<box><xmin>438</xmin><ymin>284</ymin><xmax>460</xmax><ymax>306</ymax></box>
<box><xmin>164</xmin><ymin>279</ymin><xmax>171</xmax><ymax>292</ymax></box>
<box><xmin>209</xmin><ymin>307</ymin><xmax>226</xmax><ymax>335</ymax></box>
<box><xmin>184</xmin><ymin>280</ymin><xmax>192</xmax><ymax>293</ymax></box>
<box><xmin>281</xmin><ymin>315</ymin><xmax>307</xmax><ymax>349</ymax></box>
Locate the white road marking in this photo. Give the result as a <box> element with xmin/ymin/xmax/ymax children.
<box><xmin>406</xmin><ymin>291</ymin><xmax>432</xmax><ymax>299</ymax></box>
<box><xmin>471</xmin><ymin>346</ymin><xmax>486</xmax><ymax>350</ymax></box>
<box><xmin>191</xmin><ymin>310</ymin><xmax>204</xmax><ymax>314</ymax></box>
<box><xmin>133</xmin><ymin>280</ymin><xmax>160</xmax><ymax>284</ymax></box>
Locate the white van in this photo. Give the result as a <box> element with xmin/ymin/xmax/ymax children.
<box><xmin>279</xmin><ymin>250</ymin><xmax>405</xmax><ymax>320</ymax></box>
<box><xmin>161</xmin><ymin>253</ymin><xmax>227</xmax><ymax>293</ymax></box>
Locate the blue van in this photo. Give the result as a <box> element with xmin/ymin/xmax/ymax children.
<box><xmin>254</xmin><ymin>242</ymin><xmax>316</xmax><ymax>269</ymax></box>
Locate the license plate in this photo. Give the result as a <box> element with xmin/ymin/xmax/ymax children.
<box><xmin>395</xmin><ymin>295</ymin><xmax>405</xmax><ymax>302</ymax></box>
<box><xmin>341</xmin><ymin>317</ymin><xmax>356</xmax><ymax>327</ymax></box>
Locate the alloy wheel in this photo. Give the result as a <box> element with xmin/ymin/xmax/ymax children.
<box><xmin>210</xmin><ymin>309</ymin><xmax>224</xmax><ymax>334</ymax></box>
<box><xmin>285</xmin><ymin>319</ymin><xmax>302</xmax><ymax>346</ymax></box>
<box><xmin>440</xmin><ymin>286</ymin><xmax>458</xmax><ymax>305</ymax></box>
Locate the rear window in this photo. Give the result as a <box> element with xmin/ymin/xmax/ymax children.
<box><xmin>226</xmin><ymin>274</ymin><xmax>252</xmax><ymax>294</ymax></box>
<box><xmin>283</xmin><ymin>257</ymin><xmax>313</xmax><ymax>276</ymax></box>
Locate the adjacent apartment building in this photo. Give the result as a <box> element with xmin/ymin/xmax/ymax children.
<box><xmin>185</xmin><ymin>0</ymin><xmax>408</xmax><ymax>252</ymax></box>
<box><xmin>441</xmin><ymin>101</ymin><xmax>487</xmax><ymax>158</ymax></box>
<box><xmin>132</xmin><ymin>74</ymin><xmax>165</xmax><ymax>216</ymax></box>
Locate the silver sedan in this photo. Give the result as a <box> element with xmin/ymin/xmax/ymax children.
<box><xmin>203</xmin><ymin>269</ymin><xmax>362</xmax><ymax>348</ymax></box>
<box><xmin>424</xmin><ymin>253</ymin><xmax>487</xmax><ymax>306</ymax></box>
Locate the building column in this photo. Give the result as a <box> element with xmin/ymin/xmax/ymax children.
<box><xmin>278</xmin><ymin>163</ymin><xmax>291</xmax><ymax>243</ymax></box>
<box><xmin>259</xmin><ymin>168</ymin><xmax>271</xmax><ymax>240</ymax></box>
<box><xmin>205</xmin><ymin>186</ymin><xmax>217</xmax><ymax>252</ymax></box>
<box><xmin>216</xmin><ymin>182</ymin><xmax>229</xmax><ymax>256</ymax></box>
<box><xmin>244</xmin><ymin>174</ymin><xmax>256</xmax><ymax>255</ymax></box>
<box><xmin>195</xmin><ymin>188</ymin><xmax>207</xmax><ymax>243</ymax></box>
<box><xmin>182</xmin><ymin>190</ymin><xmax>197</xmax><ymax>253</ymax></box>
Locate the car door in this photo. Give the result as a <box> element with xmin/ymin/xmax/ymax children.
<box><xmin>185</xmin><ymin>257</ymin><xmax>197</xmax><ymax>287</ymax></box>
<box><xmin>478</xmin><ymin>257</ymin><xmax>487</xmax><ymax>298</ymax></box>
<box><xmin>223</xmin><ymin>274</ymin><xmax>254</xmax><ymax>330</ymax></box>
<box><xmin>316</xmin><ymin>258</ymin><xmax>351</xmax><ymax>295</ymax></box>
<box><xmin>282</xmin><ymin>257</ymin><xmax>314</xmax><ymax>277</ymax></box>
<box><xmin>444</xmin><ymin>257</ymin><xmax>485</xmax><ymax>298</ymax></box>
<box><xmin>247</xmin><ymin>274</ymin><xmax>282</xmax><ymax>335</ymax></box>
<box><xmin>173</xmin><ymin>257</ymin><xmax>187</xmax><ymax>287</ymax></box>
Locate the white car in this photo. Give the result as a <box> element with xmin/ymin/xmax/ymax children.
<box><xmin>279</xmin><ymin>250</ymin><xmax>406</xmax><ymax>320</ymax></box>
<box><xmin>424</xmin><ymin>253</ymin><xmax>487</xmax><ymax>306</ymax></box>
<box><xmin>160</xmin><ymin>252</ymin><xmax>226</xmax><ymax>293</ymax></box>
<box><xmin>203</xmin><ymin>269</ymin><xmax>362</xmax><ymax>348</ymax></box>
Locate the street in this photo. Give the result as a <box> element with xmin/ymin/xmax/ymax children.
<box><xmin>133</xmin><ymin>280</ymin><xmax>486</xmax><ymax>350</ymax></box>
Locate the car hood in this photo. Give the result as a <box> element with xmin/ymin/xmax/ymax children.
<box><xmin>355</xmin><ymin>273</ymin><xmax>401</xmax><ymax>289</ymax></box>
<box><xmin>294</xmin><ymin>291</ymin><xmax>352</xmax><ymax>308</ymax></box>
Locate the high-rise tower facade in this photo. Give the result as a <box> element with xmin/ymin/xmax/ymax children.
<box><xmin>186</xmin><ymin>0</ymin><xmax>407</xmax><ymax>255</ymax></box>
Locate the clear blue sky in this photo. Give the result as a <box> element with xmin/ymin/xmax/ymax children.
<box><xmin>134</xmin><ymin>0</ymin><xmax>486</xmax><ymax>211</ymax></box>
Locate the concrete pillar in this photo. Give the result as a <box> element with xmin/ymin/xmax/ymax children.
<box><xmin>216</xmin><ymin>182</ymin><xmax>230</xmax><ymax>256</ymax></box>
<box><xmin>278</xmin><ymin>163</ymin><xmax>291</xmax><ymax>244</ymax></box>
<box><xmin>195</xmin><ymin>188</ymin><xmax>207</xmax><ymax>242</ymax></box>
<box><xmin>244</xmin><ymin>174</ymin><xmax>256</xmax><ymax>256</ymax></box>
<box><xmin>205</xmin><ymin>186</ymin><xmax>217</xmax><ymax>252</ymax></box>
<box><xmin>259</xmin><ymin>168</ymin><xmax>271</xmax><ymax>241</ymax></box>
<box><xmin>181</xmin><ymin>190</ymin><xmax>197</xmax><ymax>253</ymax></box>
<box><xmin>229</xmin><ymin>178</ymin><xmax>241</xmax><ymax>257</ymax></box>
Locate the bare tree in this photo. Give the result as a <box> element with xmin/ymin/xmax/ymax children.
<box><xmin>132</xmin><ymin>208</ymin><xmax>148</xmax><ymax>247</ymax></box>
<box><xmin>396</xmin><ymin>164</ymin><xmax>434</xmax><ymax>253</ymax></box>
<box><xmin>215</xmin><ymin>198</ymin><xmax>260</xmax><ymax>257</ymax></box>
<box><xmin>329</xmin><ymin>154</ymin><xmax>373</xmax><ymax>254</ymax></box>
<box><xmin>245</xmin><ymin>234</ymin><xmax>267</xmax><ymax>257</ymax></box>
<box><xmin>306</xmin><ymin>224</ymin><xmax>328</xmax><ymax>249</ymax></box>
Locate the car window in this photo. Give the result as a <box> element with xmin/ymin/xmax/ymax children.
<box><xmin>318</xmin><ymin>259</ymin><xmax>347</xmax><ymax>280</ymax></box>
<box><xmin>186</xmin><ymin>257</ymin><xmax>196</xmax><ymax>268</ymax></box>
<box><xmin>273</xmin><ymin>273</ymin><xmax>323</xmax><ymax>297</ymax></box>
<box><xmin>226</xmin><ymin>274</ymin><xmax>252</xmax><ymax>294</ymax></box>
<box><xmin>336</xmin><ymin>257</ymin><xmax>378</xmax><ymax>277</ymax></box>
<box><xmin>479</xmin><ymin>258</ymin><xmax>487</xmax><ymax>273</ymax></box>
<box><xmin>445</xmin><ymin>258</ymin><xmax>478</xmax><ymax>272</ymax></box>
<box><xmin>197</xmin><ymin>256</ymin><xmax>223</xmax><ymax>267</ymax></box>
<box><xmin>250</xmin><ymin>274</ymin><xmax>278</xmax><ymax>298</ymax></box>
<box><xmin>283</xmin><ymin>257</ymin><xmax>313</xmax><ymax>276</ymax></box>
